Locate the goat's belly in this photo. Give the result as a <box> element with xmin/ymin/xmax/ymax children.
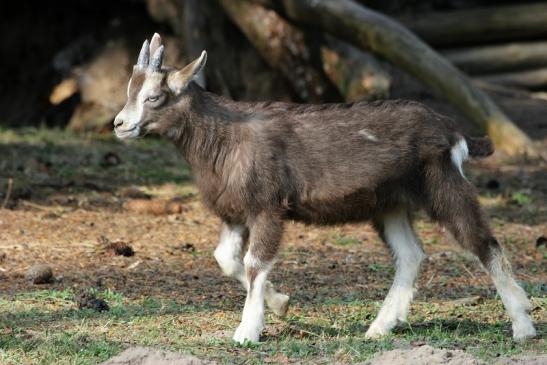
<box><xmin>286</xmin><ymin>190</ymin><xmax>377</xmax><ymax>225</ymax></box>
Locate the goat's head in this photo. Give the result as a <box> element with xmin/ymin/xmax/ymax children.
<box><xmin>114</xmin><ymin>33</ymin><xmax>207</xmax><ymax>139</ymax></box>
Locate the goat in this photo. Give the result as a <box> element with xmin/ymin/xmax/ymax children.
<box><xmin>114</xmin><ymin>34</ymin><xmax>536</xmax><ymax>343</ymax></box>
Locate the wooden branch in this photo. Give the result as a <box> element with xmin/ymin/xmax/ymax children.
<box><xmin>444</xmin><ymin>41</ymin><xmax>547</xmax><ymax>75</ymax></box>
<box><xmin>321</xmin><ymin>36</ymin><xmax>391</xmax><ymax>101</ymax></box>
<box><xmin>477</xmin><ymin>68</ymin><xmax>547</xmax><ymax>91</ymax></box>
<box><xmin>1</xmin><ymin>178</ymin><xmax>13</xmax><ymax>209</ymax></box>
<box><xmin>218</xmin><ymin>0</ymin><xmax>331</xmax><ymax>102</ymax></box>
<box><xmin>398</xmin><ymin>3</ymin><xmax>547</xmax><ymax>47</ymax></box>
<box><xmin>249</xmin><ymin>0</ymin><xmax>536</xmax><ymax>156</ymax></box>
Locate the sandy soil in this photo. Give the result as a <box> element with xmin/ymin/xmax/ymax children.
<box><xmin>100</xmin><ymin>346</ymin><xmax>218</xmax><ymax>365</ymax></box>
<box><xmin>100</xmin><ymin>345</ymin><xmax>547</xmax><ymax>365</ymax></box>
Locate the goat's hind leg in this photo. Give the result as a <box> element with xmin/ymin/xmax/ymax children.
<box><xmin>443</xmin><ymin>213</ymin><xmax>535</xmax><ymax>340</ymax></box>
<box><xmin>365</xmin><ymin>210</ymin><xmax>425</xmax><ymax>339</ymax></box>
<box><xmin>488</xmin><ymin>245</ymin><xmax>536</xmax><ymax>340</ymax></box>
<box><xmin>214</xmin><ymin>223</ymin><xmax>289</xmax><ymax>316</ymax></box>
<box><xmin>426</xmin><ymin>162</ymin><xmax>536</xmax><ymax>341</ymax></box>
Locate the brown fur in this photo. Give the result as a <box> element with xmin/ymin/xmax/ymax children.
<box><xmin>122</xmin><ymin>79</ymin><xmax>499</xmax><ymax>269</ymax></box>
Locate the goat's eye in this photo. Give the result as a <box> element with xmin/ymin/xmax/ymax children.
<box><xmin>147</xmin><ymin>95</ymin><xmax>160</xmax><ymax>103</ymax></box>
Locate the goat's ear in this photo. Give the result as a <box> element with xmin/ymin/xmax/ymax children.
<box><xmin>167</xmin><ymin>51</ymin><xmax>207</xmax><ymax>94</ymax></box>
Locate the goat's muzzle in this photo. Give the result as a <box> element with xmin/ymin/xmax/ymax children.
<box><xmin>113</xmin><ymin>116</ymin><xmax>141</xmax><ymax>139</ymax></box>
<box><xmin>113</xmin><ymin>118</ymin><xmax>124</xmax><ymax>128</ymax></box>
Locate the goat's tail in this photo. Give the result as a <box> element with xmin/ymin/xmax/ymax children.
<box><xmin>464</xmin><ymin>135</ymin><xmax>494</xmax><ymax>158</ymax></box>
<box><xmin>450</xmin><ymin>135</ymin><xmax>493</xmax><ymax>177</ymax></box>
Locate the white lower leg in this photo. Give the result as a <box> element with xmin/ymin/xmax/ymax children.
<box><xmin>366</xmin><ymin>212</ymin><xmax>425</xmax><ymax>339</ymax></box>
<box><xmin>265</xmin><ymin>282</ymin><xmax>289</xmax><ymax>316</ymax></box>
<box><xmin>215</xmin><ymin>224</ymin><xmax>288</xmax><ymax>316</ymax></box>
<box><xmin>489</xmin><ymin>251</ymin><xmax>536</xmax><ymax>341</ymax></box>
<box><xmin>233</xmin><ymin>253</ymin><xmax>270</xmax><ymax>343</ymax></box>
<box><xmin>214</xmin><ymin>224</ymin><xmax>247</xmax><ymax>285</ymax></box>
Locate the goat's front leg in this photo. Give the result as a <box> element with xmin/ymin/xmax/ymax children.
<box><xmin>214</xmin><ymin>223</ymin><xmax>289</xmax><ymax>317</ymax></box>
<box><xmin>232</xmin><ymin>213</ymin><xmax>283</xmax><ymax>343</ymax></box>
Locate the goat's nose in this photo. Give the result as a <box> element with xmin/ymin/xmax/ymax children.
<box><xmin>113</xmin><ymin>118</ymin><xmax>124</xmax><ymax>128</ymax></box>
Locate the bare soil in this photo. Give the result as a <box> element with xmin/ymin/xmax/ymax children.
<box><xmin>99</xmin><ymin>346</ymin><xmax>218</xmax><ymax>365</ymax></box>
<box><xmin>99</xmin><ymin>345</ymin><xmax>547</xmax><ymax>365</ymax></box>
<box><xmin>359</xmin><ymin>345</ymin><xmax>547</xmax><ymax>365</ymax></box>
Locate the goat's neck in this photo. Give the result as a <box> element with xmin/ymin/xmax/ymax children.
<box><xmin>161</xmin><ymin>87</ymin><xmax>244</xmax><ymax>175</ymax></box>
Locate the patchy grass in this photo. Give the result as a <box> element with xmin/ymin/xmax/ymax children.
<box><xmin>511</xmin><ymin>191</ymin><xmax>533</xmax><ymax>206</ymax></box>
<box><xmin>0</xmin><ymin>127</ymin><xmax>194</xmax><ymax>204</ymax></box>
<box><xmin>1</xmin><ymin>289</ymin><xmax>545</xmax><ymax>364</ymax></box>
<box><xmin>330</xmin><ymin>234</ymin><xmax>362</xmax><ymax>247</ymax></box>
<box><xmin>0</xmin><ymin>128</ymin><xmax>546</xmax><ymax>364</ymax></box>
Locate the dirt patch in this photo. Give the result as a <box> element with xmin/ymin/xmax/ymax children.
<box><xmin>102</xmin><ymin>346</ymin><xmax>547</xmax><ymax>365</ymax></box>
<box><xmin>100</xmin><ymin>347</ymin><xmax>218</xmax><ymax>365</ymax></box>
<box><xmin>359</xmin><ymin>345</ymin><xmax>482</xmax><ymax>365</ymax></box>
<box><xmin>495</xmin><ymin>354</ymin><xmax>547</xmax><ymax>365</ymax></box>
<box><xmin>359</xmin><ymin>345</ymin><xmax>547</xmax><ymax>365</ymax></box>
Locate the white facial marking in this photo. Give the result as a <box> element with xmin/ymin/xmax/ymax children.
<box><xmin>117</xmin><ymin>72</ymin><xmax>164</xmax><ymax>139</ymax></box>
<box><xmin>450</xmin><ymin>138</ymin><xmax>469</xmax><ymax>177</ymax></box>
<box><xmin>358</xmin><ymin>128</ymin><xmax>378</xmax><ymax>142</ymax></box>
<box><xmin>127</xmin><ymin>77</ymin><xmax>133</xmax><ymax>98</ymax></box>
<box><xmin>488</xmin><ymin>251</ymin><xmax>536</xmax><ymax>341</ymax></box>
<box><xmin>366</xmin><ymin>211</ymin><xmax>425</xmax><ymax>339</ymax></box>
<box><xmin>115</xmin><ymin>100</ymin><xmax>143</xmax><ymax>139</ymax></box>
<box><xmin>139</xmin><ymin>72</ymin><xmax>163</xmax><ymax>103</ymax></box>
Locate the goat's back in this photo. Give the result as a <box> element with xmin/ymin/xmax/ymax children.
<box><xmin>241</xmin><ymin>99</ymin><xmax>458</xmax><ymax>224</ymax></box>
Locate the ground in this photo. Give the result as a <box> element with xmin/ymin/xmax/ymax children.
<box><xmin>0</xmin><ymin>128</ymin><xmax>545</xmax><ymax>364</ymax></box>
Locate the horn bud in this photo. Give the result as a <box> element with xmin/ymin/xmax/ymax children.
<box><xmin>149</xmin><ymin>45</ymin><xmax>164</xmax><ymax>72</ymax></box>
<box><xmin>136</xmin><ymin>39</ymin><xmax>150</xmax><ymax>70</ymax></box>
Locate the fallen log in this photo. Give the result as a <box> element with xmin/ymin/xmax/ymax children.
<box><xmin>250</xmin><ymin>0</ymin><xmax>536</xmax><ymax>156</ymax></box>
<box><xmin>398</xmin><ymin>3</ymin><xmax>547</xmax><ymax>47</ymax></box>
<box><xmin>321</xmin><ymin>36</ymin><xmax>391</xmax><ymax>101</ymax></box>
<box><xmin>444</xmin><ymin>41</ymin><xmax>547</xmax><ymax>75</ymax></box>
<box><xmin>219</xmin><ymin>0</ymin><xmax>332</xmax><ymax>102</ymax></box>
<box><xmin>477</xmin><ymin>68</ymin><xmax>547</xmax><ymax>91</ymax></box>
<box><xmin>222</xmin><ymin>0</ymin><xmax>391</xmax><ymax>102</ymax></box>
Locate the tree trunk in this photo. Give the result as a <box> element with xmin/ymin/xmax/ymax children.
<box><xmin>251</xmin><ymin>0</ymin><xmax>536</xmax><ymax>156</ymax></box>
<box><xmin>477</xmin><ymin>68</ymin><xmax>547</xmax><ymax>91</ymax></box>
<box><xmin>183</xmin><ymin>0</ymin><xmax>213</xmax><ymax>88</ymax></box>
<box><xmin>444</xmin><ymin>41</ymin><xmax>547</xmax><ymax>75</ymax></box>
<box><xmin>398</xmin><ymin>3</ymin><xmax>547</xmax><ymax>47</ymax></box>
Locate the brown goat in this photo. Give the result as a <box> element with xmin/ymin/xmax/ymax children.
<box><xmin>114</xmin><ymin>34</ymin><xmax>536</xmax><ymax>343</ymax></box>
